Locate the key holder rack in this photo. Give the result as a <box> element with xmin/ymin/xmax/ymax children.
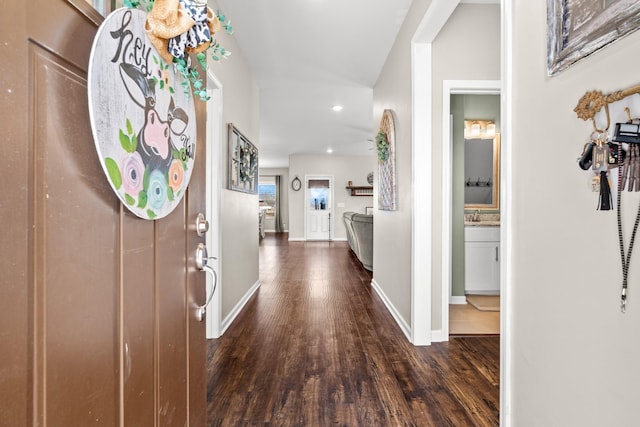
<box><xmin>575</xmin><ymin>83</ymin><xmax>640</xmax><ymax>131</ymax></box>
<box><xmin>575</xmin><ymin>83</ymin><xmax>640</xmax><ymax>313</ymax></box>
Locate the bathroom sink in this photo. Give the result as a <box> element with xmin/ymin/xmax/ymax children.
<box><xmin>464</xmin><ymin>213</ymin><xmax>500</xmax><ymax>226</ymax></box>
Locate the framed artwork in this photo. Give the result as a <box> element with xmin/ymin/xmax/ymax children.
<box><xmin>547</xmin><ymin>0</ymin><xmax>640</xmax><ymax>76</ymax></box>
<box><xmin>228</xmin><ymin>123</ymin><xmax>258</xmax><ymax>194</ymax></box>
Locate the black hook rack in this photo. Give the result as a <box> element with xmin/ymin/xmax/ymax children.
<box><xmin>466</xmin><ymin>177</ymin><xmax>492</xmax><ymax>187</ymax></box>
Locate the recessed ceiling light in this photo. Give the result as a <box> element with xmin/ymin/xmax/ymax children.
<box><xmin>332</xmin><ymin>105</ymin><xmax>343</xmax><ymax>112</ymax></box>
<box><xmin>326</xmin><ymin>148</ymin><xmax>334</xmax><ymax>153</ymax></box>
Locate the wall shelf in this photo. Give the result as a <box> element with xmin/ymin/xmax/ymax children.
<box><xmin>346</xmin><ymin>186</ymin><xmax>373</xmax><ymax>196</ymax></box>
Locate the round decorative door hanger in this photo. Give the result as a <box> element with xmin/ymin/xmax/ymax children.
<box><xmin>88</xmin><ymin>8</ymin><xmax>196</xmax><ymax>220</ymax></box>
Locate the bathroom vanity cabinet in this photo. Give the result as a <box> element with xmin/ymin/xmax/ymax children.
<box><xmin>464</xmin><ymin>226</ymin><xmax>500</xmax><ymax>294</ymax></box>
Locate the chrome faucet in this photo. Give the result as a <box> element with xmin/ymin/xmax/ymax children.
<box><xmin>472</xmin><ymin>209</ymin><xmax>480</xmax><ymax>222</ymax></box>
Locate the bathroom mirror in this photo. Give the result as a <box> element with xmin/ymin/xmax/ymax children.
<box><xmin>464</xmin><ymin>122</ymin><xmax>500</xmax><ymax>210</ymax></box>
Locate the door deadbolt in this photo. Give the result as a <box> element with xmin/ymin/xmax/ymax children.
<box><xmin>195</xmin><ymin>213</ymin><xmax>209</xmax><ymax>237</ymax></box>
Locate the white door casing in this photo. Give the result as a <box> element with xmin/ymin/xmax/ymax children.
<box><xmin>205</xmin><ymin>70</ymin><xmax>223</xmax><ymax>339</ymax></box>
<box><xmin>441</xmin><ymin>79</ymin><xmax>501</xmax><ymax>341</ymax></box>
<box><xmin>305</xmin><ymin>175</ymin><xmax>333</xmax><ymax>241</ymax></box>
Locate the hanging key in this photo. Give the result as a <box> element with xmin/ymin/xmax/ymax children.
<box><xmin>633</xmin><ymin>145</ymin><xmax>640</xmax><ymax>191</ymax></box>
<box><xmin>621</xmin><ymin>144</ymin><xmax>631</xmax><ymax>191</ymax></box>
<box><xmin>592</xmin><ymin>143</ymin><xmax>608</xmax><ymax>172</ymax></box>
<box><xmin>628</xmin><ymin>145</ymin><xmax>637</xmax><ymax>191</ymax></box>
<box><xmin>635</xmin><ymin>145</ymin><xmax>640</xmax><ymax>191</ymax></box>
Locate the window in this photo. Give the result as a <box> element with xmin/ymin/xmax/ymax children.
<box><xmin>258</xmin><ymin>178</ymin><xmax>276</xmax><ymax>218</ymax></box>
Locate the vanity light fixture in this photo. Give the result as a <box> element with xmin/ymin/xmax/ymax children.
<box><xmin>470</xmin><ymin>122</ymin><xmax>481</xmax><ymax>137</ymax></box>
<box><xmin>332</xmin><ymin>105</ymin><xmax>343</xmax><ymax>112</ymax></box>
<box><xmin>464</xmin><ymin>120</ymin><xmax>496</xmax><ymax>139</ymax></box>
<box><xmin>486</xmin><ymin>122</ymin><xmax>496</xmax><ymax>137</ymax></box>
<box><xmin>326</xmin><ymin>148</ymin><xmax>334</xmax><ymax>153</ymax></box>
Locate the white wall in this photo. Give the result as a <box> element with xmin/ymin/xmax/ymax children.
<box><xmin>288</xmin><ymin>154</ymin><xmax>375</xmax><ymax>240</ymax></box>
<box><xmin>510</xmin><ymin>2</ymin><xmax>640</xmax><ymax>425</ymax></box>
<box><xmin>372</xmin><ymin>0</ymin><xmax>431</xmax><ymax>326</ymax></box>
<box><xmin>210</xmin><ymin>0</ymin><xmax>260</xmax><ymax>320</ymax></box>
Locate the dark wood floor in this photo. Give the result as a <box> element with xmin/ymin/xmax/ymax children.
<box><xmin>207</xmin><ymin>233</ymin><xmax>499</xmax><ymax>426</ymax></box>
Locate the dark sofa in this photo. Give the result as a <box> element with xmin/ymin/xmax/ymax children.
<box><xmin>343</xmin><ymin>212</ymin><xmax>373</xmax><ymax>271</ymax></box>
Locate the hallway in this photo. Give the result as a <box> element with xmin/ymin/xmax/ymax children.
<box><xmin>206</xmin><ymin>233</ymin><xmax>499</xmax><ymax>426</ymax></box>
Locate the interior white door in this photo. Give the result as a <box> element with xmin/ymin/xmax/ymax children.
<box><xmin>305</xmin><ymin>176</ymin><xmax>332</xmax><ymax>240</ymax></box>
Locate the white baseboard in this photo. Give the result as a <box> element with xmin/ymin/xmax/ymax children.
<box><xmin>287</xmin><ymin>237</ymin><xmax>348</xmax><ymax>242</ymax></box>
<box><xmin>450</xmin><ymin>296</ymin><xmax>467</xmax><ymax>304</ymax></box>
<box><xmin>220</xmin><ymin>280</ymin><xmax>261</xmax><ymax>335</ymax></box>
<box><xmin>431</xmin><ymin>329</ymin><xmax>446</xmax><ymax>342</ymax></box>
<box><xmin>371</xmin><ymin>279</ymin><xmax>412</xmax><ymax>343</ymax></box>
<box><xmin>465</xmin><ymin>290</ymin><xmax>500</xmax><ymax>296</ymax></box>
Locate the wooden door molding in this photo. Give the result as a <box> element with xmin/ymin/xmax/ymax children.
<box><xmin>65</xmin><ymin>0</ymin><xmax>105</xmax><ymax>26</ymax></box>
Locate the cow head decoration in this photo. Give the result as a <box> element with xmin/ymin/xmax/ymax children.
<box><xmin>119</xmin><ymin>63</ymin><xmax>188</xmax><ymax>175</ymax></box>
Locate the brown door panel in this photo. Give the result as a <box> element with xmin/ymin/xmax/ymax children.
<box><xmin>122</xmin><ymin>213</ymin><xmax>156</xmax><ymax>427</ymax></box>
<box><xmin>30</xmin><ymin>43</ymin><xmax>120</xmax><ymax>426</ymax></box>
<box><xmin>157</xmin><ymin>209</ymin><xmax>189</xmax><ymax>426</ymax></box>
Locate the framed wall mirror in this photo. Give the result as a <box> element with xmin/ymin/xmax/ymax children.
<box><xmin>464</xmin><ymin>120</ymin><xmax>500</xmax><ymax>210</ymax></box>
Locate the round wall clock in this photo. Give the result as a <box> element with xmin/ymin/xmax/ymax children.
<box><xmin>291</xmin><ymin>176</ymin><xmax>302</xmax><ymax>191</ymax></box>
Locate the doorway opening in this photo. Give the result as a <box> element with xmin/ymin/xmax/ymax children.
<box><xmin>258</xmin><ymin>174</ymin><xmax>288</xmax><ymax>236</ymax></box>
<box><xmin>441</xmin><ymin>81</ymin><xmax>501</xmax><ymax>338</ymax></box>
<box><xmin>304</xmin><ymin>176</ymin><xmax>333</xmax><ymax>241</ymax></box>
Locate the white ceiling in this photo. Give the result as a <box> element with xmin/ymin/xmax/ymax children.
<box><xmin>216</xmin><ymin>0</ymin><xmax>413</xmax><ymax>168</ymax></box>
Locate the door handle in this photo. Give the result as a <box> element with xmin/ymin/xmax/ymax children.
<box><xmin>195</xmin><ymin>243</ymin><xmax>217</xmax><ymax>322</ymax></box>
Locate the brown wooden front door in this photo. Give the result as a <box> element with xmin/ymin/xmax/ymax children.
<box><xmin>1</xmin><ymin>1</ymin><xmax>207</xmax><ymax>425</ymax></box>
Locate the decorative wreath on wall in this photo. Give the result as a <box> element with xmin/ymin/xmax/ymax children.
<box><xmin>239</xmin><ymin>144</ymin><xmax>258</xmax><ymax>183</ymax></box>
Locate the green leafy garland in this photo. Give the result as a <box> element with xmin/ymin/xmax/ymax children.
<box><xmin>124</xmin><ymin>0</ymin><xmax>233</xmax><ymax>102</ymax></box>
<box><xmin>375</xmin><ymin>131</ymin><xmax>389</xmax><ymax>162</ymax></box>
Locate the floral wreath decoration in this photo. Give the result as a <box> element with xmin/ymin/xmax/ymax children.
<box><xmin>125</xmin><ymin>0</ymin><xmax>233</xmax><ymax>102</ymax></box>
<box><xmin>238</xmin><ymin>144</ymin><xmax>258</xmax><ymax>184</ymax></box>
